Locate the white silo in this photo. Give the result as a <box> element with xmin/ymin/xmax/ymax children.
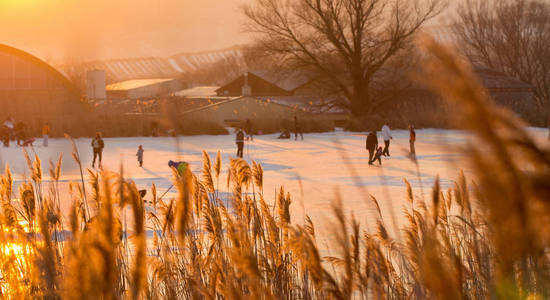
<box><xmin>86</xmin><ymin>70</ymin><xmax>106</xmax><ymax>99</ymax></box>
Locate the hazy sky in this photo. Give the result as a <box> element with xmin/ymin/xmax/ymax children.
<box><xmin>0</xmin><ymin>0</ymin><xmax>465</xmax><ymax>64</ymax></box>
<box><xmin>0</xmin><ymin>0</ymin><xmax>246</xmax><ymax>63</ymax></box>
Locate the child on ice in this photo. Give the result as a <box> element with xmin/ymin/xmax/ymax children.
<box><xmin>168</xmin><ymin>160</ymin><xmax>189</xmax><ymax>175</ymax></box>
<box><xmin>370</xmin><ymin>146</ymin><xmax>384</xmax><ymax>166</ymax></box>
<box><xmin>137</xmin><ymin>145</ymin><xmax>144</xmax><ymax>167</ymax></box>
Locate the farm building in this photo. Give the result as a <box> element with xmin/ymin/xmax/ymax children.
<box><xmin>0</xmin><ymin>44</ymin><xmax>86</xmax><ymax>133</ymax></box>
<box><xmin>215</xmin><ymin>72</ymin><xmax>292</xmax><ymax>97</ymax></box>
<box><xmin>57</xmin><ymin>46</ymin><xmax>244</xmax><ymax>83</ymax></box>
<box><xmin>216</xmin><ymin>68</ymin><xmax>536</xmax><ymax>124</ymax></box>
<box><xmin>397</xmin><ymin>66</ymin><xmax>536</xmax><ymax>123</ymax></box>
<box><xmin>182</xmin><ymin>96</ymin><xmax>349</xmax><ymax>127</ymax></box>
<box><xmin>106</xmin><ymin>78</ymin><xmax>185</xmax><ymax>99</ymax></box>
<box><xmin>476</xmin><ymin>67</ymin><xmax>535</xmax><ymax>114</ymax></box>
<box><xmin>115</xmin><ymin>64</ymin><xmax>536</xmax><ymax>132</ymax></box>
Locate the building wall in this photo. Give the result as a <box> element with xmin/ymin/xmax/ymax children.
<box><xmin>216</xmin><ymin>73</ymin><xmax>291</xmax><ymax>97</ymax></box>
<box><xmin>183</xmin><ymin>97</ymin><xmax>347</xmax><ymax>126</ymax></box>
<box><xmin>110</xmin><ymin>79</ymin><xmax>185</xmax><ymax>99</ymax></box>
<box><xmin>489</xmin><ymin>89</ymin><xmax>537</xmax><ymax>119</ymax></box>
<box><xmin>394</xmin><ymin>86</ymin><xmax>537</xmax><ymax>127</ymax></box>
<box><xmin>0</xmin><ymin>45</ymin><xmax>86</xmax><ymax>136</ymax></box>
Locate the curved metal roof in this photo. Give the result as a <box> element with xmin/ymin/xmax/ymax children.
<box><xmin>0</xmin><ymin>44</ymin><xmax>80</xmax><ymax>96</ymax></box>
<box><xmin>56</xmin><ymin>46</ymin><xmax>245</xmax><ymax>82</ymax></box>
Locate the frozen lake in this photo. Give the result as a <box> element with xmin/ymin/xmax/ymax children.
<box><xmin>0</xmin><ymin>128</ymin><xmax>548</xmax><ymax>239</ymax></box>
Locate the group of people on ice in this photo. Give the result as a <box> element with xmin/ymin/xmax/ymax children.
<box><xmin>1</xmin><ymin>116</ymin><xmax>50</xmax><ymax>148</ymax></box>
<box><xmin>90</xmin><ymin>131</ymin><xmax>143</xmax><ymax>169</ymax></box>
<box><xmin>234</xmin><ymin>116</ymin><xmax>304</xmax><ymax>158</ymax></box>
<box><xmin>232</xmin><ymin>116</ymin><xmax>417</xmax><ymax>165</ymax></box>
<box><xmin>366</xmin><ymin>124</ymin><xmax>416</xmax><ymax>166</ymax></box>
<box><xmin>278</xmin><ymin>116</ymin><xmax>303</xmax><ymax>140</ymax></box>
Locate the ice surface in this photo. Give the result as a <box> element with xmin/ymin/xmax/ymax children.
<box><xmin>0</xmin><ymin>128</ymin><xmax>548</xmax><ymax>241</ymax></box>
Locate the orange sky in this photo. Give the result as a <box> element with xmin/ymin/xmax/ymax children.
<box><xmin>0</xmin><ymin>0</ymin><xmax>246</xmax><ymax>63</ymax></box>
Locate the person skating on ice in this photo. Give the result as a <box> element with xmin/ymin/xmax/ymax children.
<box><xmin>294</xmin><ymin>115</ymin><xmax>303</xmax><ymax>141</ymax></box>
<box><xmin>370</xmin><ymin>146</ymin><xmax>384</xmax><ymax>165</ymax></box>
<box><xmin>381</xmin><ymin>123</ymin><xmax>392</xmax><ymax>157</ymax></box>
<box><xmin>235</xmin><ymin>128</ymin><xmax>245</xmax><ymax>158</ymax></box>
<box><xmin>136</xmin><ymin>145</ymin><xmax>144</xmax><ymax>167</ymax></box>
<box><xmin>409</xmin><ymin>125</ymin><xmax>416</xmax><ymax>155</ymax></box>
<box><xmin>366</xmin><ymin>131</ymin><xmax>378</xmax><ymax>165</ymax></box>
<box><xmin>42</xmin><ymin>122</ymin><xmax>50</xmax><ymax>147</ymax></box>
<box><xmin>91</xmin><ymin>132</ymin><xmax>105</xmax><ymax>168</ymax></box>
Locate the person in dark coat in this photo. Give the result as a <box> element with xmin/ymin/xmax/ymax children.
<box><xmin>136</xmin><ymin>145</ymin><xmax>144</xmax><ymax>167</ymax></box>
<box><xmin>236</xmin><ymin>128</ymin><xmax>245</xmax><ymax>158</ymax></box>
<box><xmin>22</xmin><ymin>138</ymin><xmax>35</xmax><ymax>147</ymax></box>
<box><xmin>91</xmin><ymin>132</ymin><xmax>105</xmax><ymax>168</ymax></box>
<box><xmin>3</xmin><ymin>117</ymin><xmax>14</xmax><ymax>144</ymax></box>
<box><xmin>244</xmin><ymin>119</ymin><xmax>254</xmax><ymax>141</ymax></box>
<box><xmin>294</xmin><ymin>116</ymin><xmax>303</xmax><ymax>141</ymax></box>
<box><xmin>409</xmin><ymin>125</ymin><xmax>416</xmax><ymax>155</ymax></box>
<box><xmin>168</xmin><ymin>160</ymin><xmax>189</xmax><ymax>175</ymax></box>
<box><xmin>15</xmin><ymin>121</ymin><xmax>25</xmax><ymax>146</ymax></box>
<box><xmin>278</xmin><ymin>128</ymin><xmax>291</xmax><ymax>139</ymax></box>
<box><xmin>370</xmin><ymin>146</ymin><xmax>384</xmax><ymax>165</ymax></box>
<box><xmin>0</xmin><ymin>126</ymin><xmax>8</xmax><ymax>147</ymax></box>
<box><xmin>366</xmin><ymin>131</ymin><xmax>378</xmax><ymax>165</ymax></box>
<box><xmin>151</xmin><ymin>121</ymin><xmax>159</xmax><ymax>137</ymax></box>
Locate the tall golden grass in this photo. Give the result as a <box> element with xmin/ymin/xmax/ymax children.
<box><xmin>0</xmin><ymin>40</ymin><xmax>547</xmax><ymax>299</ymax></box>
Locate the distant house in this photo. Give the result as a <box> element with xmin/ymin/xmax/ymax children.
<box><xmin>475</xmin><ymin>67</ymin><xmax>535</xmax><ymax>114</ymax></box>
<box><xmin>106</xmin><ymin>78</ymin><xmax>185</xmax><ymax>99</ymax></box>
<box><xmin>398</xmin><ymin>66</ymin><xmax>536</xmax><ymax>121</ymax></box>
<box><xmin>215</xmin><ymin>72</ymin><xmax>292</xmax><ymax>97</ymax></box>
<box><xmin>172</xmin><ymin>71</ymin><xmax>346</xmax><ymax>127</ymax></box>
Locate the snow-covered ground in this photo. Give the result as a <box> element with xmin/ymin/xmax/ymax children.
<box><xmin>0</xmin><ymin>128</ymin><xmax>548</xmax><ymax>239</ymax></box>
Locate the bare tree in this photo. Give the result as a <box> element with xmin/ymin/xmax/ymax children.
<box><xmin>242</xmin><ymin>0</ymin><xmax>445</xmax><ymax>116</ymax></box>
<box><xmin>180</xmin><ymin>45</ymin><xmax>280</xmax><ymax>86</ymax></box>
<box><xmin>181</xmin><ymin>55</ymin><xmax>247</xmax><ymax>86</ymax></box>
<box><xmin>63</xmin><ymin>64</ymin><xmax>87</xmax><ymax>94</ymax></box>
<box><xmin>453</xmin><ymin>0</ymin><xmax>550</xmax><ymax>110</ymax></box>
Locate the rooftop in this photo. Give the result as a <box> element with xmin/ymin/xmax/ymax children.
<box><xmin>175</xmin><ymin>86</ymin><xmax>220</xmax><ymax>98</ymax></box>
<box><xmin>256</xmin><ymin>96</ymin><xmax>346</xmax><ymax>113</ymax></box>
<box><xmin>57</xmin><ymin>46</ymin><xmax>244</xmax><ymax>83</ymax></box>
<box><xmin>106</xmin><ymin>78</ymin><xmax>176</xmax><ymax>91</ymax></box>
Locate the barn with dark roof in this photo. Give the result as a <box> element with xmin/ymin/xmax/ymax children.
<box><xmin>398</xmin><ymin>66</ymin><xmax>536</xmax><ymax>124</ymax></box>
<box><xmin>475</xmin><ymin>67</ymin><xmax>535</xmax><ymax>114</ymax></box>
<box><xmin>215</xmin><ymin>71</ymin><xmax>292</xmax><ymax>97</ymax></box>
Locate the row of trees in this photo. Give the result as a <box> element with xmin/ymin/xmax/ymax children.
<box><xmin>240</xmin><ymin>0</ymin><xmax>550</xmax><ymax>119</ymax></box>
<box><xmin>453</xmin><ymin>0</ymin><xmax>550</xmax><ymax>109</ymax></box>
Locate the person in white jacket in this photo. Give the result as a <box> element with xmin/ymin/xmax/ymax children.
<box><xmin>381</xmin><ymin>124</ymin><xmax>392</xmax><ymax>156</ymax></box>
